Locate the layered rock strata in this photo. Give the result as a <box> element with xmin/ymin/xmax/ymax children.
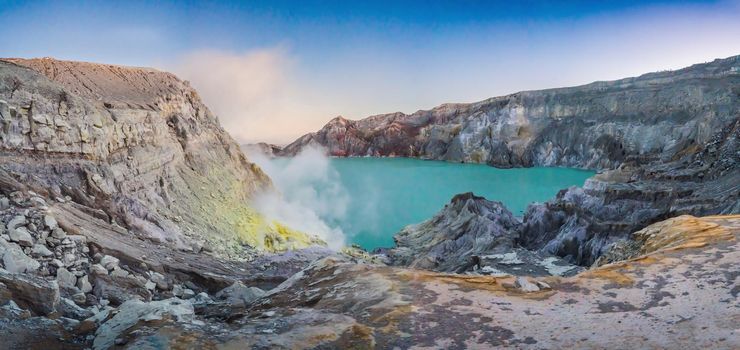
<box><xmin>0</xmin><ymin>58</ymin><xmax>320</xmax><ymax>258</ymax></box>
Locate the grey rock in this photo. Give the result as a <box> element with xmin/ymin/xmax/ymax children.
<box><xmin>100</xmin><ymin>255</ymin><xmax>119</xmax><ymax>271</ymax></box>
<box><xmin>1</xmin><ymin>241</ymin><xmax>40</xmax><ymax>273</ymax></box>
<box><xmin>90</xmin><ymin>264</ymin><xmax>108</xmax><ymax>276</ymax></box>
<box><xmin>59</xmin><ymin>297</ymin><xmax>94</xmax><ymax>320</ymax></box>
<box><xmin>514</xmin><ymin>277</ymin><xmax>540</xmax><ymax>293</ymax></box>
<box><xmin>0</xmin><ymin>197</ymin><xmax>9</xmax><ymax>211</ymax></box>
<box><xmin>92</xmin><ymin>274</ymin><xmax>152</xmax><ymax>306</ymax></box>
<box><xmin>144</xmin><ymin>280</ymin><xmax>156</xmax><ymax>291</ymax></box>
<box><xmin>77</xmin><ymin>275</ymin><xmax>93</xmax><ymax>293</ymax></box>
<box><xmin>8</xmin><ymin>227</ymin><xmax>34</xmax><ymax>247</ymax></box>
<box><xmin>56</xmin><ymin>267</ymin><xmax>77</xmax><ymax>290</ymax></box>
<box><xmin>31</xmin><ymin>244</ymin><xmax>53</xmax><ymax>257</ymax></box>
<box><xmin>149</xmin><ymin>271</ymin><xmax>169</xmax><ymax>290</ymax></box>
<box><xmin>51</xmin><ymin>227</ymin><xmax>66</xmax><ymax>239</ymax></box>
<box><xmin>0</xmin><ymin>268</ymin><xmax>60</xmax><ymax>315</ymax></box>
<box><xmin>7</xmin><ymin>215</ymin><xmax>26</xmax><ymax>230</ymax></box>
<box><xmin>110</xmin><ymin>268</ymin><xmax>129</xmax><ymax>279</ymax></box>
<box><xmin>43</xmin><ymin>214</ymin><xmax>58</xmax><ymax>230</ymax></box>
<box><xmin>93</xmin><ymin>298</ymin><xmax>195</xmax><ymax>350</ymax></box>
<box><xmin>214</xmin><ymin>282</ymin><xmax>265</xmax><ymax>307</ymax></box>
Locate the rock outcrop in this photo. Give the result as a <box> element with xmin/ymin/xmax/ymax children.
<box><xmin>0</xmin><ymin>58</ymin><xmax>320</xmax><ymax>257</ymax></box>
<box><xmin>386</xmin><ymin>192</ymin><xmax>582</xmax><ymax>276</ymax></box>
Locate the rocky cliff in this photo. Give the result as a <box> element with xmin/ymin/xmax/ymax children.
<box><xmin>282</xmin><ymin>55</ymin><xmax>739</xmax><ymax>170</ymax></box>
<box><xmin>285</xmin><ymin>56</ymin><xmax>740</xmax><ymax>266</ymax></box>
<box><xmin>0</xmin><ymin>58</ymin><xmax>320</xmax><ymax>258</ymax></box>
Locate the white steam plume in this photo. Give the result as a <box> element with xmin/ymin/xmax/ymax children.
<box><xmin>247</xmin><ymin>146</ymin><xmax>348</xmax><ymax>250</ymax></box>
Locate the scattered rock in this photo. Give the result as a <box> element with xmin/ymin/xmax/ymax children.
<box><xmin>514</xmin><ymin>277</ymin><xmax>541</xmax><ymax>293</ymax></box>
<box><xmin>100</xmin><ymin>255</ymin><xmax>119</xmax><ymax>271</ymax></box>
<box><xmin>214</xmin><ymin>281</ymin><xmax>265</xmax><ymax>306</ymax></box>
<box><xmin>31</xmin><ymin>244</ymin><xmax>53</xmax><ymax>257</ymax></box>
<box><xmin>93</xmin><ymin>298</ymin><xmax>195</xmax><ymax>350</ymax></box>
<box><xmin>56</xmin><ymin>267</ymin><xmax>78</xmax><ymax>290</ymax></box>
<box><xmin>9</xmin><ymin>227</ymin><xmax>34</xmax><ymax>247</ymax></box>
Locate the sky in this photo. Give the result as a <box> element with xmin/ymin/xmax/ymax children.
<box><xmin>1</xmin><ymin>0</ymin><xmax>739</xmax><ymax>144</ymax></box>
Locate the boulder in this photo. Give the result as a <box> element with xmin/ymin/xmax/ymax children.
<box><xmin>100</xmin><ymin>255</ymin><xmax>119</xmax><ymax>271</ymax></box>
<box><xmin>56</xmin><ymin>267</ymin><xmax>78</xmax><ymax>290</ymax></box>
<box><xmin>92</xmin><ymin>274</ymin><xmax>151</xmax><ymax>306</ymax></box>
<box><xmin>93</xmin><ymin>298</ymin><xmax>195</xmax><ymax>350</ymax></box>
<box><xmin>59</xmin><ymin>297</ymin><xmax>94</xmax><ymax>320</ymax></box>
<box><xmin>214</xmin><ymin>281</ymin><xmax>265</xmax><ymax>307</ymax></box>
<box><xmin>1</xmin><ymin>241</ymin><xmax>40</xmax><ymax>273</ymax></box>
<box><xmin>9</xmin><ymin>227</ymin><xmax>34</xmax><ymax>247</ymax></box>
<box><xmin>31</xmin><ymin>244</ymin><xmax>53</xmax><ymax>257</ymax></box>
<box><xmin>149</xmin><ymin>271</ymin><xmax>169</xmax><ymax>290</ymax></box>
<box><xmin>514</xmin><ymin>277</ymin><xmax>540</xmax><ymax>293</ymax></box>
<box><xmin>0</xmin><ymin>268</ymin><xmax>60</xmax><ymax>315</ymax></box>
<box><xmin>43</xmin><ymin>215</ymin><xmax>58</xmax><ymax>230</ymax></box>
<box><xmin>90</xmin><ymin>264</ymin><xmax>108</xmax><ymax>276</ymax></box>
<box><xmin>77</xmin><ymin>275</ymin><xmax>93</xmax><ymax>293</ymax></box>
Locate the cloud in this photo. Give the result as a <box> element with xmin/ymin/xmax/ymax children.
<box><xmin>171</xmin><ymin>47</ymin><xmax>329</xmax><ymax>144</ymax></box>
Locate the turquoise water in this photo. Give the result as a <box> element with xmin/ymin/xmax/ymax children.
<box><xmin>263</xmin><ymin>156</ymin><xmax>594</xmax><ymax>250</ymax></box>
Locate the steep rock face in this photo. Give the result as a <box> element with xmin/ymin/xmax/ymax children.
<box><xmin>519</xmin><ymin>118</ymin><xmax>739</xmax><ymax>265</ymax></box>
<box><xmin>282</xmin><ymin>56</ymin><xmax>739</xmax><ymax>170</ymax></box>
<box><xmin>0</xmin><ymin>58</ymin><xmax>317</xmax><ymax>257</ymax></box>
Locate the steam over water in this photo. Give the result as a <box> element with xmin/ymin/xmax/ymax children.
<box><xmin>249</xmin><ymin>147</ymin><xmax>594</xmax><ymax>250</ymax></box>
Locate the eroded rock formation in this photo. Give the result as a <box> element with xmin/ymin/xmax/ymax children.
<box><xmin>0</xmin><ymin>58</ymin><xmax>320</xmax><ymax>258</ymax></box>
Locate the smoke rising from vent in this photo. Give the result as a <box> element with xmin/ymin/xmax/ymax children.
<box><xmin>246</xmin><ymin>146</ymin><xmax>348</xmax><ymax>250</ymax></box>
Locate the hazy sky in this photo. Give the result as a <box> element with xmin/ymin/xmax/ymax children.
<box><xmin>2</xmin><ymin>0</ymin><xmax>739</xmax><ymax>144</ymax></box>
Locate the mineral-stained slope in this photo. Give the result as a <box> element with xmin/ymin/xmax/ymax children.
<box><xmin>95</xmin><ymin>215</ymin><xmax>739</xmax><ymax>349</ymax></box>
<box><xmin>0</xmin><ymin>58</ymin><xmax>319</xmax><ymax>257</ymax></box>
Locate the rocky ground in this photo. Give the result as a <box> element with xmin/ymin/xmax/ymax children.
<box><xmin>0</xmin><ymin>57</ymin><xmax>737</xmax><ymax>349</ymax></box>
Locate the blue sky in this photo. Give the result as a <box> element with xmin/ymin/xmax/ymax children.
<box><xmin>2</xmin><ymin>0</ymin><xmax>739</xmax><ymax>143</ymax></box>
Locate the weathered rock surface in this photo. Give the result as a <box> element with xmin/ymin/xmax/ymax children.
<box><xmin>104</xmin><ymin>215</ymin><xmax>738</xmax><ymax>348</ymax></box>
<box><xmin>0</xmin><ymin>268</ymin><xmax>59</xmax><ymax>315</ymax></box>
<box><xmin>282</xmin><ymin>55</ymin><xmax>739</xmax><ymax>170</ymax></box>
<box><xmin>0</xmin><ymin>57</ymin><xmax>319</xmax><ymax>257</ymax></box>
<box><xmin>286</xmin><ymin>56</ymin><xmax>740</xmax><ymax>266</ymax></box>
<box><xmin>386</xmin><ymin>192</ymin><xmax>582</xmax><ymax>276</ymax></box>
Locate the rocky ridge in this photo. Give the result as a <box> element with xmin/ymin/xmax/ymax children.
<box><xmin>0</xmin><ymin>58</ymin><xmax>320</xmax><ymax>258</ymax></box>
<box><xmin>283</xmin><ymin>55</ymin><xmax>740</xmax><ymax>266</ymax></box>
